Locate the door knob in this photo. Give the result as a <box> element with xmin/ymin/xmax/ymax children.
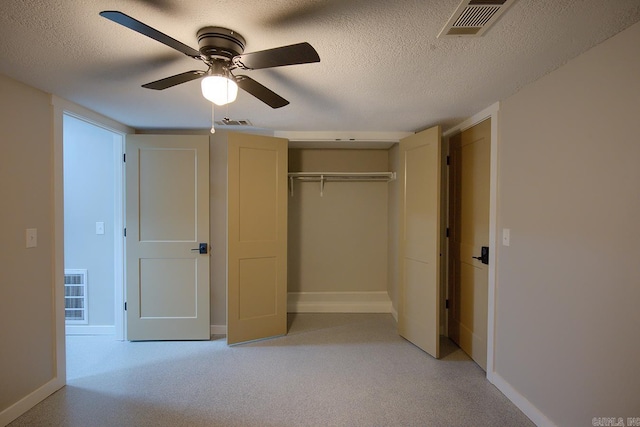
<box><xmin>472</xmin><ymin>246</ymin><xmax>489</xmax><ymax>265</ymax></box>
<box><xmin>190</xmin><ymin>243</ymin><xmax>208</xmax><ymax>254</ymax></box>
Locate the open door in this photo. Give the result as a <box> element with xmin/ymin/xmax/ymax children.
<box><xmin>125</xmin><ymin>134</ymin><xmax>210</xmax><ymax>341</ymax></box>
<box><xmin>398</xmin><ymin>126</ymin><xmax>442</xmax><ymax>358</ymax></box>
<box><xmin>448</xmin><ymin>118</ymin><xmax>490</xmax><ymax>370</ymax></box>
<box><xmin>227</xmin><ymin>132</ymin><xmax>288</xmax><ymax>345</ymax></box>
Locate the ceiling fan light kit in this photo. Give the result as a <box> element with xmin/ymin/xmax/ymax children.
<box><xmin>99</xmin><ymin>11</ymin><xmax>320</xmax><ymax>109</ymax></box>
<box><xmin>200</xmin><ymin>61</ymin><xmax>238</xmax><ymax>106</ymax></box>
<box><xmin>201</xmin><ymin>75</ymin><xmax>237</xmax><ymax>105</ymax></box>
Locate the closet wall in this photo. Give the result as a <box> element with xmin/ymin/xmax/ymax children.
<box><xmin>287</xmin><ymin>149</ymin><xmax>390</xmax><ymax>300</ymax></box>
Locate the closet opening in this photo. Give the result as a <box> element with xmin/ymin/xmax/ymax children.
<box><xmin>286</xmin><ymin>146</ymin><xmax>399</xmax><ymax>319</ymax></box>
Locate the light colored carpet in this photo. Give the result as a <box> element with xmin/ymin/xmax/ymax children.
<box><xmin>10</xmin><ymin>313</ymin><xmax>533</xmax><ymax>426</ymax></box>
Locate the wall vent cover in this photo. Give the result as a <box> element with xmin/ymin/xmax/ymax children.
<box><xmin>65</xmin><ymin>269</ymin><xmax>88</xmax><ymax>324</ymax></box>
<box><xmin>438</xmin><ymin>0</ymin><xmax>516</xmax><ymax>38</ymax></box>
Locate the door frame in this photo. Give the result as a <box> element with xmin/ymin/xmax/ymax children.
<box><xmin>442</xmin><ymin>102</ymin><xmax>499</xmax><ymax>379</ymax></box>
<box><xmin>53</xmin><ymin>96</ymin><xmax>133</xmax><ymax>381</ymax></box>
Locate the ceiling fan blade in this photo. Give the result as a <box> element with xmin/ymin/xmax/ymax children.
<box><xmin>235</xmin><ymin>75</ymin><xmax>289</xmax><ymax>108</ymax></box>
<box><xmin>142</xmin><ymin>70</ymin><xmax>206</xmax><ymax>90</ymax></box>
<box><xmin>100</xmin><ymin>11</ymin><xmax>201</xmax><ymax>59</ymax></box>
<box><xmin>232</xmin><ymin>42</ymin><xmax>320</xmax><ymax>70</ymax></box>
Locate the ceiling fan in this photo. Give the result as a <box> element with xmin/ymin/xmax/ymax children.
<box><xmin>99</xmin><ymin>11</ymin><xmax>320</xmax><ymax>108</ymax></box>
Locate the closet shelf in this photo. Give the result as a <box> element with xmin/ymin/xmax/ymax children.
<box><xmin>288</xmin><ymin>172</ymin><xmax>396</xmax><ymax>196</ymax></box>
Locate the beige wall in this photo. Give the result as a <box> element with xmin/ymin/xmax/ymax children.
<box><xmin>0</xmin><ymin>75</ymin><xmax>56</xmax><ymax>413</ymax></box>
<box><xmin>495</xmin><ymin>21</ymin><xmax>640</xmax><ymax>426</ymax></box>
<box><xmin>288</xmin><ymin>149</ymin><xmax>389</xmax><ymax>293</ymax></box>
<box><xmin>209</xmin><ymin>132</ymin><xmax>228</xmax><ymax>327</ymax></box>
<box><xmin>289</xmin><ymin>149</ymin><xmax>389</xmax><ymax>173</ymax></box>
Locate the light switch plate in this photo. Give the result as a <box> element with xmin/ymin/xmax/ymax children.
<box><xmin>502</xmin><ymin>228</ymin><xmax>510</xmax><ymax>246</ymax></box>
<box><xmin>26</xmin><ymin>228</ymin><xmax>37</xmax><ymax>248</ymax></box>
<box><xmin>96</xmin><ymin>221</ymin><xmax>105</xmax><ymax>235</ymax></box>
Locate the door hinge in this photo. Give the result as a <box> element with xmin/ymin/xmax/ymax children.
<box><xmin>446</xmin><ymin>227</ymin><xmax>450</xmax><ymax>238</ymax></box>
<box><xmin>445</xmin><ymin>299</ymin><xmax>449</xmax><ymax>309</ymax></box>
<box><xmin>123</xmin><ymin>153</ymin><xmax>126</xmax><ymax>162</ymax></box>
<box><xmin>446</xmin><ymin>155</ymin><xmax>450</xmax><ymax>165</ymax></box>
<box><xmin>124</xmin><ymin>228</ymin><xmax>126</xmax><ymax>237</ymax></box>
<box><xmin>124</xmin><ymin>302</ymin><xmax>127</xmax><ymax>311</ymax></box>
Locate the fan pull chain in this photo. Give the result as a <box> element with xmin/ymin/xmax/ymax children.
<box><xmin>210</xmin><ymin>102</ymin><xmax>215</xmax><ymax>134</ymax></box>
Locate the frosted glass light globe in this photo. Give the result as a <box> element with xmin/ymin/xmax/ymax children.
<box><xmin>201</xmin><ymin>75</ymin><xmax>238</xmax><ymax>106</ymax></box>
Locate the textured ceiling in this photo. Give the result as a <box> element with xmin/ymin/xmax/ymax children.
<box><xmin>1</xmin><ymin>0</ymin><xmax>639</xmax><ymax>135</ymax></box>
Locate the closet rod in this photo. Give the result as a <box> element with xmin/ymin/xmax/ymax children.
<box><xmin>288</xmin><ymin>172</ymin><xmax>396</xmax><ymax>197</ymax></box>
<box><xmin>288</xmin><ymin>172</ymin><xmax>396</xmax><ymax>180</ymax></box>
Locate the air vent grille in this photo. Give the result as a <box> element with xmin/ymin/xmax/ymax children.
<box><xmin>214</xmin><ymin>119</ymin><xmax>253</xmax><ymax>127</ymax></box>
<box><xmin>438</xmin><ymin>0</ymin><xmax>515</xmax><ymax>38</ymax></box>
<box><xmin>454</xmin><ymin>5</ymin><xmax>501</xmax><ymax>28</ymax></box>
<box><xmin>65</xmin><ymin>269</ymin><xmax>88</xmax><ymax>324</ymax></box>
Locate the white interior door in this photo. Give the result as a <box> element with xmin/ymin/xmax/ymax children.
<box><xmin>398</xmin><ymin>126</ymin><xmax>442</xmax><ymax>358</ymax></box>
<box><xmin>125</xmin><ymin>134</ymin><xmax>210</xmax><ymax>341</ymax></box>
<box><xmin>227</xmin><ymin>132</ymin><xmax>288</xmax><ymax>345</ymax></box>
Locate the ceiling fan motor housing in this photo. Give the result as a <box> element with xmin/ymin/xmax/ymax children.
<box><xmin>197</xmin><ymin>27</ymin><xmax>246</xmax><ymax>61</ymax></box>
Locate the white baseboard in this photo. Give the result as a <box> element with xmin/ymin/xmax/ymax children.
<box><xmin>391</xmin><ymin>306</ymin><xmax>398</xmax><ymax>322</ymax></box>
<box><xmin>210</xmin><ymin>325</ymin><xmax>227</xmax><ymax>335</ymax></box>
<box><xmin>208</xmin><ymin>293</ymin><xmax>392</xmax><ymax>336</ymax></box>
<box><xmin>489</xmin><ymin>371</ymin><xmax>556</xmax><ymax>427</ymax></box>
<box><xmin>65</xmin><ymin>325</ymin><xmax>115</xmax><ymax>335</ymax></box>
<box><xmin>0</xmin><ymin>376</ymin><xmax>64</xmax><ymax>426</ymax></box>
<box><xmin>287</xmin><ymin>291</ymin><xmax>392</xmax><ymax>313</ymax></box>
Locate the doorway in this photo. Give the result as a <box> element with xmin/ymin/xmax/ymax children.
<box><xmin>62</xmin><ymin>113</ymin><xmax>125</xmax><ymax>340</ymax></box>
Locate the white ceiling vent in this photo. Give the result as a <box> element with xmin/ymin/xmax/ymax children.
<box><xmin>214</xmin><ymin>119</ymin><xmax>253</xmax><ymax>127</ymax></box>
<box><xmin>438</xmin><ymin>0</ymin><xmax>516</xmax><ymax>38</ymax></box>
